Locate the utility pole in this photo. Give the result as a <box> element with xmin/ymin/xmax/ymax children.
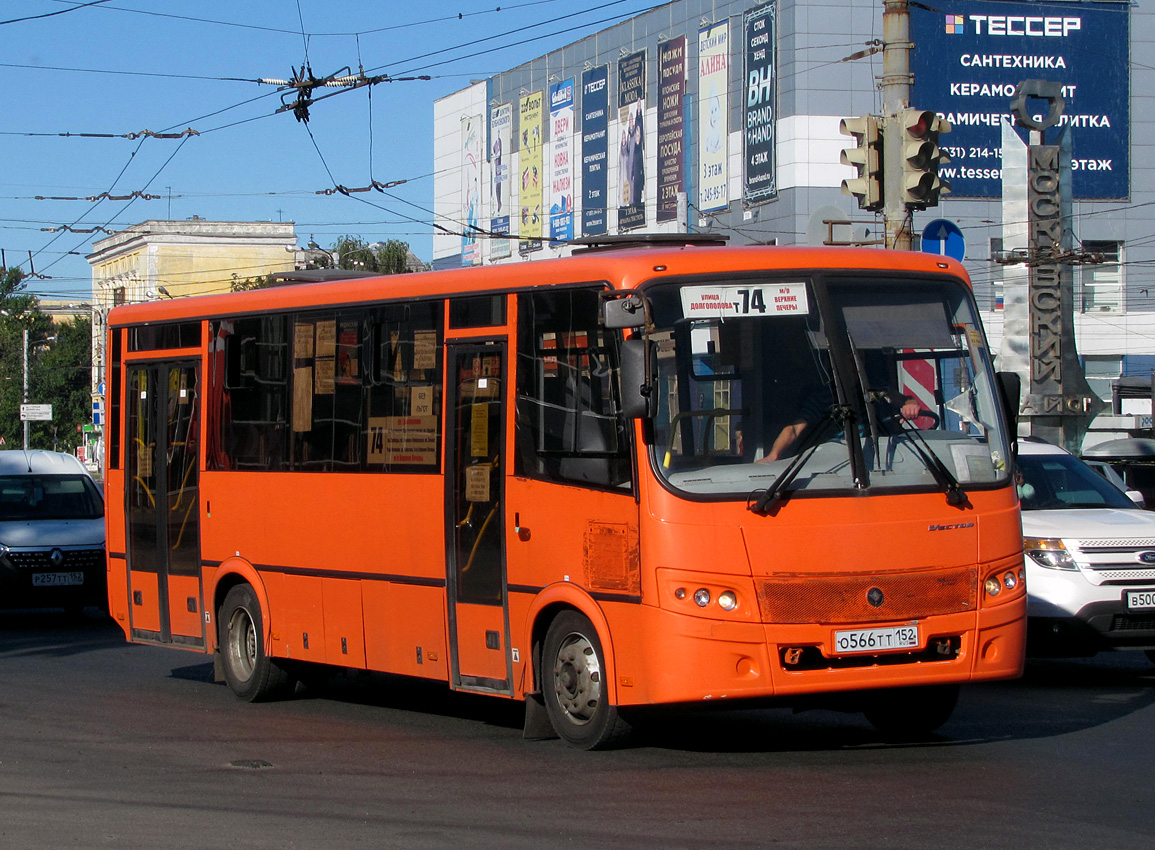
<box><xmin>880</xmin><ymin>0</ymin><xmax>913</xmax><ymax>251</ymax></box>
<box><xmin>839</xmin><ymin>0</ymin><xmax>949</xmax><ymax>248</ymax></box>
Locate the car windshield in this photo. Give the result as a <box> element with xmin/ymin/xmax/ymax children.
<box><xmin>1017</xmin><ymin>452</ymin><xmax>1137</xmax><ymax>511</ymax></box>
<box><xmin>645</xmin><ymin>273</ymin><xmax>1012</xmax><ymax>500</ymax></box>
<box><xmin>0</xmin><ymin>475</ymin><xmax>104</xmax><ymax>521</ymax></box>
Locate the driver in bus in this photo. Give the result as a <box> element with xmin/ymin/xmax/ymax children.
<box><xmin>763</xmin><ymin>386</ymin><xmax>920</xmax><ymax>462</ymax></box>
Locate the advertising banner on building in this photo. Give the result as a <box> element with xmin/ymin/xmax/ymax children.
<box><xmin>698</xmin><ymin>21</ymin><xmax>730</xmax><ymax>213</ymax></box>
<box><xmin>489</xmin><ymin>102</ymin><xmax>512</xmax><ymax>260</ymax></box>
<box><xmin>581</xmin><ymin>65</ymin><xmax>609</xmax><ymax>236</ymax></box>
<box><xmin>461</xmin><ymin>114</ymin><xmax>482</xmax><ymax>266</ymax></box>
<box><xmin>743</xmin><ymin>3</ymin><xmax>777</xmax><ymax>204</ymax></box>
<box><xmin>617</xmin><ymin>50</ymin><xmax>647</xmax><ymax>231</ymax></box>
<box><xmin>549</xmin><ymin>78</ymin><xmax>575</xmax><ymax>244</ymax></box>
<box><xmin>657</xmin><ymin>37</ymin><xmax>686</xmax><ymax>224</ymax></box>
<box><xmin>519</xmin><ymin>90</ymin><xmax>544</xmax><ymax>252</ymax></box>
<box><xmin>910</xmin><ymin>0</ymin><xmax>1130</xmax><ymax>200</ymax></box>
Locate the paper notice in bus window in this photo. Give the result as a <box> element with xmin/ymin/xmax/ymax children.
<box><xmin>137</xmin><ymin>444</ymin><xmax>153</xmax><ymax>478</ymax></box>
<box><xmin>293</xmin><ymin>367</ymin><xmax>313</xmax><ymax>431</ymax></box>
<box><xmin>337</xmin><ymin>321</ymin><xmax>359</xmax><ymax>384</ymax></box>
<box><xmin>315</xmin><ymin>320</ymin><xmax>336</xmax><ymax>358</ymax></box>
<box><xmin>314</xmin><ymin>357</ymin><xmax>335</xmax><ymax>394</ymax></box>
<box><xmin>413</xmin><ymin>331</ymin><xmax>437</xmax><ymax>371</ymax></box>
<box><xmin>390</xmin><ymin>332</ymin><xmax>405</xmax><ymax>382</ymax></box>
<box><xmin>368</xmin><ymin>416</ymin><xmax>438</xmax><ymax>465</ymax></box>
<box><xmin>470</xmin><ymin>403</ymin><xmax>489</xmax><ymax>457</ymax></box>
<box><xmin>680</xmin><ymin>284</ymin><xmax>809</xmax><ymax>317</ymax></box>
<box><xmin>465</xmin><ymin>463</ymin><xmax>491</xmax><ymax>502</ymax></box>
<box><xmin>294</xmin><ymin>322</ymin><xmax>314</xmax><ymax>359</ymax></box>
<box><xmin>541</xmin><ymin>332</ymin><xmax>558</xmax><ymax>375</ymax></box>
<box><xmin>411</xmin><ymin>385</ymin><xmax>435</xmax><ymax>416</ymax></box>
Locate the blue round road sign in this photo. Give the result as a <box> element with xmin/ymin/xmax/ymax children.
<box><xmin>922</xmin><ymin>219</ymin><xmax>965</xmax><ymax>262</ymax></box>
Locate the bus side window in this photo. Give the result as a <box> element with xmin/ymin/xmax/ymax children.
<box><xmin>209</xmin><ymin>317</ymin><xmax>290</xmax><ymax>471</ymax></box>
<box><xmin>363</xmin><ymin>301</ymin><xmax>443</xmax><ymax>473</ymax></box>
<box><xmin>515</xmin><ymin>290</ymin><xmax>632</xmax><ymax>489</ymax></box>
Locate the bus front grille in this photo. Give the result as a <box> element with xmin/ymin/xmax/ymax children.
<box><xmin>755</xmin><ymin>566</ymin><xmax>978</xmax><ymax>625</ymax></box>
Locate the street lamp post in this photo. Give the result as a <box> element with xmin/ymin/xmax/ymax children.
<box><xmin>22</xmin><ymin>329</ymin><xmax>28</xmax><ymax>450</ymax></box>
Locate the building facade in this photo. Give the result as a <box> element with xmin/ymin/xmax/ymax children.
<box><xmin>433</xmin><ymin>0</ymin><xmax>1153</xmax><ymax>445</ymax></box>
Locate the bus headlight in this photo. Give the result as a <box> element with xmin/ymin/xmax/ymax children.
<box><xmin>717</xmin><ymin>590</ymin><xmax>738</xmax><ymax>611</ymax></box>
<box><xmin>984</xmin><ymin>576</ymin><xmax>1002</xmax><ymax>596</ymax></box>
<box><xmin>693</xmin><ymin>588</ymin><xmax>711</xmax><ymax>607</ymax></box>
<box><xmin>1024</xmin><ymin>537</ymin><xmax>1077</xmax><ymax>571</ymax></box>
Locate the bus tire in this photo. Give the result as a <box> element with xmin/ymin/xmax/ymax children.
<box><xmin>542</xmin><ymin>611</ymin><xmax>631</xmax><ymax>750</ymax></box>
<box><xmin>218</xmin><ymin>584</ymin><xmax>295</xmax><ymax>702</ymax></box>
<box><xmin>863</xmin><ymin>683</ymin><xmax>959</xmax><ymax>740</ymax></box>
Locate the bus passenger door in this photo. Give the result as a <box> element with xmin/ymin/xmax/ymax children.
<box><xmin>125</xmin><ymin>361</ymin><xmax>205</xmax><ymax>648</ymax></box>
<box><xmin>445</xmin><ymin>343</ymin><xmax>511</xmax><ymax>694</ymax></box>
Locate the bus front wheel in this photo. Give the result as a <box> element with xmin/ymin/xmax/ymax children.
<box><xmin>862</xmin><ymin>683</ymin><xmax>959</xmax><ymax>739</ymax></box>
<box><xmin>218</xmin><ymin>584</ymin><xmax>295</xmax><ymax>702</ymax></box>
<box><xmin>542</xmin><ymin>611</ymin><xmax>631</xmax><ymax>749</ymax></box>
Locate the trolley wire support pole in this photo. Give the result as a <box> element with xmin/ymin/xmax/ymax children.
<box><xmin>880</xmin><ymin>0</ymin><xmax>913</xmax><ymax>251</ymax></box>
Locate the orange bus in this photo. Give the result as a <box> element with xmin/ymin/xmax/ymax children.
<box><xmin>103</xmin><ymin>238</ymin><xmax>1026</xmax><ymax>748</ymax></box>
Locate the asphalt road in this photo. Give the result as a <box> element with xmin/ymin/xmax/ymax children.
<box><xmin>3</xmin><ymin>610</ymin><xmax>1154</xmax><ymax>850</ymax></box>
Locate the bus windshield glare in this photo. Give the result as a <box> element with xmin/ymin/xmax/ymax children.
<box><xmin>645</xmin><ymin>274</ymin><xmax>1012</xmax><ymax>500</ymax></box>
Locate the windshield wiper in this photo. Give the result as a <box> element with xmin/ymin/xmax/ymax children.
<box><xmin>748</xmin><ymin>404</ymin><xmax>850</xmax><ymax>515</ymax></box>
<box><xmin>890</xmin><ymin>413</ymin><xmax>969</xmax><ymax>506</ymax></box>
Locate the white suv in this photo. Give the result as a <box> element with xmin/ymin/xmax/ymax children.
<box><xmin>1018</xmin><ymin>439</ymin><xmax>1155</xmax><ymax>661</ymax></box>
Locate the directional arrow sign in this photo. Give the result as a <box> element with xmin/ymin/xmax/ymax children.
<box><xmin>921</xmin><ymin>218</ymin><xmax>965</xmax><ymax>262</ymax></box>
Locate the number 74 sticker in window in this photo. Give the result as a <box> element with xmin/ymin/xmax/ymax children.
<box><xmin>680</xmin><ymin>284</ymin><xmax>808</xmax><ymax>317</ymax></box>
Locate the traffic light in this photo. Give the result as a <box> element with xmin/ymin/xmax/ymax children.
<box><xmin>839</xmin><ymin>115</ymin><xmax>883</xmax><ymax>212</ymax></box>
<box><xmin>900</xmin><ymin>108</ymin><xmax>952</xmax><ymax>209</ymax></box>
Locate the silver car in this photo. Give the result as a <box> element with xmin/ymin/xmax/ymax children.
<box><xmin>0</xmin><ymin>450</ymin><xmax>106</xmax><ymax>614</ymax></box>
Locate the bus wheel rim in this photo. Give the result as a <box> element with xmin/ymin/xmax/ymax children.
<box><xmin>553</xmin><ymin>632</ymin><xmax>601</xmax><ymax>725</ymax></box>
<box><xmin>228</xmin><ymin>606</ymin><xmax>257</xmax><ymax>681</ymax></box>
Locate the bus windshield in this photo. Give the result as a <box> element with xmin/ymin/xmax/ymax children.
<box><xmin>646</xmin><ymin>273</ymin><xmax>1012</xmax><ymax>500</ymax></box>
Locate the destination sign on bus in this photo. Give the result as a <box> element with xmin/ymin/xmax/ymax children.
<box><xmin>680</xmin><ymin>283</ymin><xmax>808</xmax><ymax>317</ymax></box>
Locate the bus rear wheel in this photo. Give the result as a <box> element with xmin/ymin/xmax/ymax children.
<box><xmin>218</xmin><ymin>584</ymin><xmax>295</xmax><ymax>702</ymax></box>
<box><xmin>542</xmin><ymin>611</ymin><xmax>631</xmax><ymax>749</ymax></box>
<box><xmin>863</xmin><ymin>683</ymin><xmax>959</xmax><ymax>740</ymax></box>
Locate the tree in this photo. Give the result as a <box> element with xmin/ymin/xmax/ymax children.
<box><xmin>309</xmin><ymin>236</ymin><xmax>417</xmax><ymax>274</ymax></box>
<box><xmin>30</xmin><ymin>316</ymin><xmax>92</xmax><ymax>452</ymax></box>
<box><xmin>0</xmin><ymin>266</ymin><xmax>92</xmax><ymax>451</ymax></box>
<box><xmin>231</xmin><ymin>273</ymin><xmax>276</xmax><ymax>292</ymax></box>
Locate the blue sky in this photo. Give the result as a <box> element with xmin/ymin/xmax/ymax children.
<box><xmin>1</xmin><ymin>0</ymin><xmax>662</xmax><ymax>301</ymax></box>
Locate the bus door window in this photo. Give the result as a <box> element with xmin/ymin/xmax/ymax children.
<box><xmin>125</xmin><ymin>361</ymin><xmax>204</xmax><ymax>646</ymax></box>
<box><xmin>451</xmin><ymin>350</ymin><xmax>505</xmax><ymax>605</ymax></box>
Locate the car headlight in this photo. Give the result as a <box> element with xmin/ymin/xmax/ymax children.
<box><xmin>1024</xmin><ymin>537</ymin><xmax>1078</xmax><ymax>571</ymax></box>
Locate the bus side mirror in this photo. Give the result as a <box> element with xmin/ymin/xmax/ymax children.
<box><xmin>603</xmin><ymin>294</ymin><xmax>646</xmax><ymax>329</ymax></box>
<box><xmin>996</xmin><ymin>371</ymin><xmax>1021</xmax><ymax>439</ymax></box>
<box><xmin>620</xmin><ymin>338</ymin><xmax>657</xmax><ymax>419</ymax></box>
